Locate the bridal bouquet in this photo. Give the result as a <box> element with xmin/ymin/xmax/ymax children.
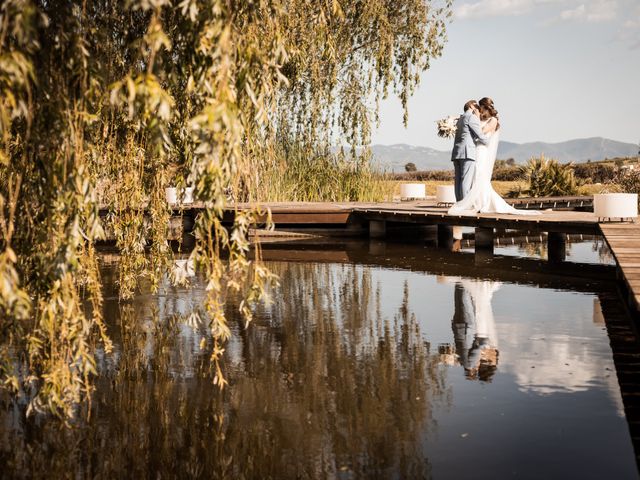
<box><xmin>436</xmin><ymin>116</ymin><xmax>459</xmax><ymax>139</ymax></box>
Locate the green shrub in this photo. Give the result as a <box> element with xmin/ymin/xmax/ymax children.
<box><xmin>492</xmin><ymin>166</ymin><xmax>522</xmax><ymax>181</ymax></box>
<box><xmin>519</xmin><ymin>155</ymin><xmax>578</xmax><ymax>197</ymax></box>
<box><xmin>609</xmin><ymin>170</ymin><xmax>640</xmax><ymax>206</ymax></box>
<box><xmin>572</xmin><ymin>163</ymin><xmax>617</xmax><ymax>183</ymax></box>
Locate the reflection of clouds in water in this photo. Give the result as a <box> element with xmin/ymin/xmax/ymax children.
<box><xmin>111</xmin><ymin>265</ymin><xmax>626</xmax><ymax>415</ymax></box>
<box><xmin>497</xmin><ymin>297</ymin><xmax>624</xmax><ymax>416</ymax></box>
<box><xmin>435</xmin><ymin>278</ymin><xmax>624</xmax><ymax>415</ymax></box>
<box><xmin>504</xmin><ymin>332</ymin><xmax>605</xmax><ymax>394</ymax></box>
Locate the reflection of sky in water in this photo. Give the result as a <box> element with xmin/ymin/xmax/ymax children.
<box><xmin>460</xmin><ymin>233</ymin><xmax>615</xmax><ymax>265</ymax></box>
<box><xmin>149</xmin><ymin>259</ymin><xmax>624</xmax><ymax>408</ymax></box>
<box><xmin>20</xmin><ymin>253</ymin><xmax>632</xmax><ymax>479</ymax></box>
<box><xmin>368</xmin><ymin>267</ymin><xmax>622</xmax><ymax>401</ymax></box>
<box><xmin>359</xmin><ymin>266</ymin><xmax>632</xmax><ymax>478</ymax></box>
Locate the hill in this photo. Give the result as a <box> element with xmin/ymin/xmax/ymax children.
<box><xmin>371</xmin><ymin>137</ymin><xmax>638</xmax><ymax>172</ymax></box>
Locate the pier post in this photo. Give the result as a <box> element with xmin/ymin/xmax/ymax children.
<box><xmin>437</xmin><ymin>224</ymin><xmax>453</xmax><ymax>249</ymax></box>
<box><xmin>369</xmin><ymin>220</ymin><xmax>386</xmax><ymax>238</ymax></box>
<box><xmin>169</xmin><ymin>215</ymin><xmax>195</xmax><ymax>241</ymax></box>
<box><xmin>548</xmin><ymin>232</ymin><xmax>566</xmax><ymax>263</ymax></box>
<box><xmin>475</xmin><ymin>227</ymin><xmax>494</xmax><ymax>253</ymax></box>
<box><xmin>347</xmin><ymin>217</ymin><xmax>368</xmax><ymax>235</ymax></box>
<box><xmin>368</xmin><ymin>240</ymin><xmax>386</xmax><ymax>255</ymax></box>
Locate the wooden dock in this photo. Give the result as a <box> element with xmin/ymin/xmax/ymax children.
<box><xmin>100</xmin><ymin>196</ymin><xmax>640</xmax><ymax>314</ymax></box>
<box><xmin>239</xmin><ymin>199</ymin><xmax>638</xmax><ymax>315</ymax></box>
<box><xmin>213</xmin><ymin>199</ymin><xmax>601</xmax><ymax>234</ymax></box>
<box><xmin>600</xmin><ymin>223</ymin><xmax>640</xmax><ymax>313</ymax></box>
<box><xmin>352</xmin><ymin>202</ymin><xmax>600</xmax><ymax>234</ymax></box>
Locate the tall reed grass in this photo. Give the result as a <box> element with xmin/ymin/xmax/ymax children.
<box><xmin>242</xmin><ymin>142</ymin><xmax>394</xmax><ymax>202</ymax></box>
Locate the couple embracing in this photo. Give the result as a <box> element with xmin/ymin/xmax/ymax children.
<box><xmin>448</xmin><ymin>97</ymin><xmax>537</xmax><ymax>216</ymax></box>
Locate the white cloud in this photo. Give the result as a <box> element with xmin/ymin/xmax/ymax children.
<box><xmin>617</xmin><ymin>4</ymin><xmax>640</xmax><ymax>49</ymax></box>
<box><xmin>557</xmin><ymin>0</ymin><xmax>617</xmax><ymax>22</ymax></box>
<box><xmin>455</xmin><ymin>0</ymin><xmax>620</xmax><ymax>22</ymax></box>
<box><xmin>455</xmin><ymin>0</ymin><xmax>562</xmax><ymax>19</ymax></box>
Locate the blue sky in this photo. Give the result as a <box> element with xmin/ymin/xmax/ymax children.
<box><xmin>371</xmin><ymin>0</ymin><xmax>640</xmax><ymax>150</ymax></box>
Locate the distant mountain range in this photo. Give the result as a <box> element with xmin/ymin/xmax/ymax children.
<box><xmin>371</xmin><ymin>137</ymin><xmax>639</xmax><ymax>172</ymax></box>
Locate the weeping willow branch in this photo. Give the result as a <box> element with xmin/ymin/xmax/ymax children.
<box><xmin>0</xmin><ymin>0</ymin><xmax>451</xmax><ymax>418</ymax></box>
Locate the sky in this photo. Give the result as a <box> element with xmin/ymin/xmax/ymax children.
<box><xmin>371</xmin><ymin>0</ymin><xmax>640</xmax><ymax>150</ymax></box>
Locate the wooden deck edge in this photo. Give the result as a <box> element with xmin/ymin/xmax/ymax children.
<box><xmin>355</xmin><ymin>209</ymin><xmax>600</xmax><ymax>235</ymax></box>
<box><xmin>599</xmin><ymin>222</ymin><xmax>640</xmax><ymax>316</ymax></box>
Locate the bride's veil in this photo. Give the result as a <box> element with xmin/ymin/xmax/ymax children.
<box><xmin>486</xmin><ymin>129</ymin><xmax>500</xmax><ymax>174</ymax></box>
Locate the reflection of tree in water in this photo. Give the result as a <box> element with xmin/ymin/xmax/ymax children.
<box><xmin>0</xmin><ymin>262</ymin><xmax>446</xmax><ymax>478</ymax></box>
<box><xmin>592</xmin><ymin>236</ymin><xmax>615</xmax><ymax>264</ymax></box>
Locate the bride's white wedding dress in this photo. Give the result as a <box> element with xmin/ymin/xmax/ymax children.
<box><xmin>448</xmin><ymin>123</ymin><xmax>539</xmax><ymax>216</ymax></box>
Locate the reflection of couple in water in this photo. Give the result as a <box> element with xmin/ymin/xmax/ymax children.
<box><xmin>439</xmin><ymin>277</ymin><xmax>500</xmax><ymax>381</ymax></box>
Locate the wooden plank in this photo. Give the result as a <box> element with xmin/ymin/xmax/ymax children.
<box><xmin>270</xmin><ymin>212</ymin><xmax>351</xmax><ymax>224</ymax></box>
<box><xmin>261</xmin><ymin>249</ymin><xmax>351</xmax><ymax>263</ymax></box>
<box><xmin>600</xmin><ymin>222</ymin><xmax>640</xmax><ymax>315</ymax></box>
<box><xmin>354</xmin><ymin>212</ymin><xmax>600</xmax><ymax>235</ymax></box>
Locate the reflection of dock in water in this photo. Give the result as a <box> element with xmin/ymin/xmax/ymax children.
<box><xmin>254</xmin><ymin>240</ymin><xmax>616</xmax><ymax>291</ymax></box>
<box><xmin>100</xmin><ymin>197</ymin><xmax>640</xmax><ymax>314</ymax></box>
<box><xmin>597</xmin><ymin>291</ymin><xmax>640</xmax><ymax>470</ymax></box>
<box><xmin>113</xmin><ymin>197</ymin><xmax>639</xmax><ymax>310</ymax></box>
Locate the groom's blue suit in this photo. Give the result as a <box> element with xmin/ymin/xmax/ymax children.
<box><xmin>451</xmin><ymin>109</ymin><xmax>490</xmax><ymax>201</ymax></box>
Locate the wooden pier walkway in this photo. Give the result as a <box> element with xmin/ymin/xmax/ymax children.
<box><xmin>101</xmin><ymin>195</ymin><xmax>640</xmax><ymax>314</ymax></box>
<box><xmin>215</xmin><ymin>199</ymin><xmax>600</xmax><ymax>234</ymax></box>
<box><xmin>353</xmin><ymin>202</ymin><xmax>599</xmax><ymax>234</ymax></box>
<box><xmin>600</xmin><ymin>223</ymin><xmax>640</xmax><ymax>313</ymax></box>
<box><xmin>234</xmin><ymin>199</ymin><xmax>638</xmax><ymax>315</ymax></box>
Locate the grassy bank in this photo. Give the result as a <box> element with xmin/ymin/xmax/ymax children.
<box><xmin>389</xmin><ymin>180</ymin><xmax>612</xmax><ymax>198</ymax></box>
<box><xmin>389</xmin><ymin>180</ymin><xmax>528</xmax><ymax>197</ymax></box>
<box><xmin>244</xmin><ymin>144</ymin><xmax>395</xmax><ymax>202</ymax></box>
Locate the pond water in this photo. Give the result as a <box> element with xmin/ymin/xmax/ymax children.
<box><xmin>0</xmin><ymin>237</ymin><xmax>638</xmax><ymax>479</ymax></box>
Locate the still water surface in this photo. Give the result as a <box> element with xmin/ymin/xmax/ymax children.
<box><xmin>0</xmin><ymin>238</ymin><xmax>637</xmax><ymax>479</ymax></box>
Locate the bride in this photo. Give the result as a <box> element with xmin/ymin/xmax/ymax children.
<box><xmin>448</xmin><ymin>98</ymin><xmax>539</xmax><ymax>216</ymax></box>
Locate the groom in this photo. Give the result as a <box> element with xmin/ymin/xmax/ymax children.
<box><xmin>451</xmin><ymin>100</ymin><xmax>490</xmax><ymax>201</ymax></box>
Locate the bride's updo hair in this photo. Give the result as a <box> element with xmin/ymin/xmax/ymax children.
<box><xmin>479</xmin><ymin>97</ymin><xmax>500</xmax><ymax>130</ymax></box>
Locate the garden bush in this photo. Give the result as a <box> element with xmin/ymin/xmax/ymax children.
<box><xmin>518</xmin><ymin>156</ymin><xmax>578</xmax><ymax>197</ymax></box>
<box><xmin>572</xmin><ymin>163</ymin><xmax>618</xmax><ymax>184</ymax></box>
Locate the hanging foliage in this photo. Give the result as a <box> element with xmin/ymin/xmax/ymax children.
<box><xmin>0</xmin><ymin>0</ymin><xmax>451</xmax><ymax>418</ymax></box>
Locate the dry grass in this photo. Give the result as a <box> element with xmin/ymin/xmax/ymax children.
<box><xmin>388</xmin><ymin>180</ymin><xmax>527</xmax><ymax>197</ymax></box>
<box><xmin>578</xmin><ymin>183</ymin><xmax>609</xmax><ymax>195</ymax></box>
<box><xmin>388</xmin><ymin>180</ymin><xmax>609</xmax><ymax>198</ymax></box>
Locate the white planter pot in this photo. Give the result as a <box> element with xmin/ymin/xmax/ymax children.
<box><xmin>400</xmin><ymin>183</ymin><xmax>426</xmax><ymax>200</ymax></box>
<box><xmin>182</xmin><ymin>187</ymin><xmax>194</xmax><ymax>204</ymax></box>
<box><xmin>436</xmin><ymin>185</ymin><xmax>456</xmax><ymax>205</ymax></box>
<box><xmin>593</xmin><ymin>193</ymin><xmax>638</xmax><ymax>220</ymax></box>
<box><xmin>165</xmin><ymin>187</ymin><xmax>177</xmax><ymax>204</ymax></box>
<box><xmin>173</xmin><ymin>258</ymin><xmax>195</xmax><ymax>278</ymax></box>
<box><xmin>165</xmin><ymin>186</ymin><xmax>194</xmax><ymax>205</ymax></box>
